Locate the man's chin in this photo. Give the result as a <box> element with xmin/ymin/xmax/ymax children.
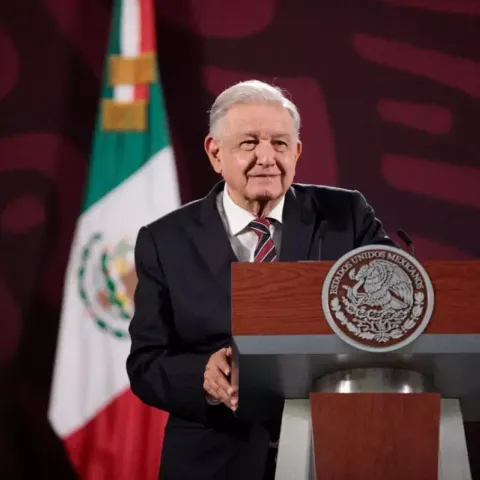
<box><xmin>245</xmin><ymin>177</ymin><xmax>286</xmax><ymax>201</ymax></box>
<box><xmin>246</xmin><ymin>187</ymin><xmax>282</xmax><ymax>202</ymax></box>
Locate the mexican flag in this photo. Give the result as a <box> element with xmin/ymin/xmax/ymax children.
<box><xmin>48</xmin><ymin>0</ymin><xmax>177</xmax><ymax>477</ymax></box>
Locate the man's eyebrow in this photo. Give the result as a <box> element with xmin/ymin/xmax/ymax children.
<box><xmin>239</xmin><ymin>132</ymin><xmax>291</xmax><ymax>138</ymax></box>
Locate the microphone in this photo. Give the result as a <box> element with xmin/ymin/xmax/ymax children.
<box><xmin>396</xmin><ymin>228</ymin><xmax>416</xmax><ymax>258</ymax></box>
<box><xmin>300</xmin><ymin>220</ymin><xmax>329</xmax><ymax>262</ymax></box>
<box><xmin>317</xmin><ymin>220</ymin><xmax>330</xmax><ymax>260</ymax></box>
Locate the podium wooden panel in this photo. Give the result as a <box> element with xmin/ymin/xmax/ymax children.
<box><xmin>232</xmin><ymin>261</ymin><xmax>480</xmax><ymax>335</ymax></box>
<box><xmin>310</xmin><ymin>392</ymin><xmax>441</xmax><ymax>479</ymax></box>
<box><xmin>231</xmin><ymin>260</ymin><xmax>480</xmax><ymax>478</ymax></box>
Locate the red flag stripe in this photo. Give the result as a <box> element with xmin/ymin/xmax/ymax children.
<box><xmin>140</xmin><ymin>0</ymin><xmax>156</xmax><ymax>51</ymax></box>
<box><xmin>64</xmin><ymin>388</ymin><xmax>168</xmax><ymax>480</ymax></box>
<box><xmin>135</xmin><ymin>0</ymin><xmax>156</xmax><ymax>102</ymax></box>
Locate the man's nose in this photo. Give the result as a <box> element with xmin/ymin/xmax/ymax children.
<box><xmin>255</xmin><ymin>142</ymin><xmax>276</xmax><ymax>164</ymax></box>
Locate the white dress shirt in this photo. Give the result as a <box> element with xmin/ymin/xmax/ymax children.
<box><xmin>217</xmin><ymin>186</ymin><xmax>285</xmax><ymax>261</ymax></box>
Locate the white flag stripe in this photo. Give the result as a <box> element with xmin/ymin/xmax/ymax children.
<box><xmin>115</xmin><ymin>0</ymin><xmax>140</xmax><ymax>102</ymax></box>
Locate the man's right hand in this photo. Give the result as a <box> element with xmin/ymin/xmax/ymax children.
<box><xmin>203</xmin><ymin>347</ymin><xmax>238</xmax><ymax>411</ymax></box>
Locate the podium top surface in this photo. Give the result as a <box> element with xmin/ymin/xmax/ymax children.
<box><xmin>231</xmin><ymin>260</ymin><xmax>480</xmax><ymax>337</ymax></box>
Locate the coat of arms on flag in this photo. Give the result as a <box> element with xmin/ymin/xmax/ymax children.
<box><xmin>78</xmin><ymin>233</ymin><xmax>136</xmax><ymax>338</ymax></box>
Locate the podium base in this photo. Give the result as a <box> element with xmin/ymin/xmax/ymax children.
<box><xmin>275</xmin><ymin>399</ymin><xmax>314</xmax><ymax>480</ymax></box>
<box><xmin>313</xmin><ymin>367</ymin><xmax>433</xmax><ymax>394</ymax></box>
<box><xmin>275</xmin><ymin>398</ymin><xmax>471</xmax><ymax>480</ymax></box>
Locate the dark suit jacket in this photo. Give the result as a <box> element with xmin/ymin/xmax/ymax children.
<box><xmin>126</xmin><ymin>181</ymin><xmax>396</xmax><ymax>480</ymax></box>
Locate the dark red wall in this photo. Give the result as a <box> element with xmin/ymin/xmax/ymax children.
<box><xmin>0</xmin><ymin>0</ymin><xmax>479</xmax><ymax>477</ymax></box>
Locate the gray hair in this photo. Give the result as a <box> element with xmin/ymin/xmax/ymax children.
<box><xmin>208</xmin><ymin>80</ymin><xmax>301</xmax><ymax>139</ymax></box>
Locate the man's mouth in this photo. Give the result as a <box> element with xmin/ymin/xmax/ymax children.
<box><xmin>249</xmin><ymin>174</ymin><xmax>280</xmax><ymax>178</ymax></box>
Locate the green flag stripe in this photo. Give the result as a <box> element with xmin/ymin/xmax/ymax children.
<box><xmin>102</xmin><ymin>0</ymin><xmax>121</xmax><ymax>102</ymax></box>
<box><xmin>81</xmin><ymin>0</ymin><xmax>171</xmax><ymax>213</ymax></box>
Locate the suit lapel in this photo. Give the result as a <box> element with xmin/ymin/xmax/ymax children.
<box><xmin>189</xmin><ymin>183</ymin><xmax>323</xmax><ymax>291</ymax></box>
<box><xmin>279</xmin><ymin>187</ymin><xmax>318</xmax><ymax>261</ymax></box>
<box><xmin>189</xmin><ymin>181</ymin><xmax>237</xmax><ymax>294</ymax></box>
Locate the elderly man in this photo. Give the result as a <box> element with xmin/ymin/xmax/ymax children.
<box><xmin>127</xmin><ymin>80</ymin><xmax>395</xmax><ymax>479</ymax></box>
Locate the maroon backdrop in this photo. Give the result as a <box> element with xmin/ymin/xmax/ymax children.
<box><xmin>0</xmin><ymin>0</ymin><xmax>479</xmax><ymax>478</ymax></box>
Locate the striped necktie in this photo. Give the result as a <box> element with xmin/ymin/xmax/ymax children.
<box><xmin>249</xmin><ymin>218</ymin><xmax>277</xmax><ymax>262</ymax></box>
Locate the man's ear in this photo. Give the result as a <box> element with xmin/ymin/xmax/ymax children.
<box><xmin>205</xmin><ymin>136</ymin><xmax>222</xmax><ymax>174</ymax></box>
<box><xmin>294</xmin><ymin>139</ymin><xmax>302</xmax><ymax>164</ymax></box>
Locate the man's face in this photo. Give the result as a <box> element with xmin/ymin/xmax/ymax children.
<box><xmin>205</xmin><ymin>103</ymin><xmax>302</xmax><ymax>204</ymax></box>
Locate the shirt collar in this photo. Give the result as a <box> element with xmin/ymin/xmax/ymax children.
<box><xmin>222</xmin><ymin>185</ymin><xmax>285</xmax><ymax>237</ymax></box>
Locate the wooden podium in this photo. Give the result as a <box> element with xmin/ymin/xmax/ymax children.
<box><xmin>231</xmin><ymin>261</ymin><xmax>480</xmax><ymax>479</ymax></box>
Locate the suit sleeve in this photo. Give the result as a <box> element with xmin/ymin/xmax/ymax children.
<box><xmin>351</xmin><ymin>190</ymin><xmax>397</xmax><ymax>248</ymax></box>
<box><xmin>126</xmin><ymin>226</ymin><xmax>211</xmax><ymax>424</ymax></box>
